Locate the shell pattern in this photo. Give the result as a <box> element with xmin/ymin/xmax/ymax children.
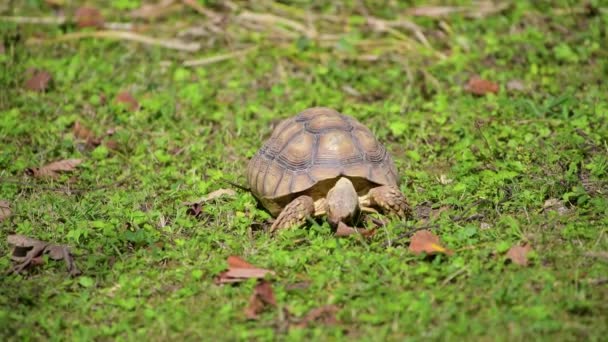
<box><xmin>247</xmin><ymin>107</ymin><xmax>399</xmax><ymax>215</ymax></box>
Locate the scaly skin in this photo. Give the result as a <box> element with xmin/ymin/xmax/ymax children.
<box><xmin>367</xmin><ymin>185</ymin><xmax>412</xmax><ymax>219</ymax></box>
<box><xmin>269</xmin><ymin>195</ymin><xmax>315</xmax><ymax>233</ymax></box>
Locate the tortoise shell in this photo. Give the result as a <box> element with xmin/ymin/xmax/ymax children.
<box><xmin>247</xmin><ymin>107</ymin><xmax>399</xmax><ymax>216</ymax></box>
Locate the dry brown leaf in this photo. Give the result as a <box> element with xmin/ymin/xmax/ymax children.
<box><xmin>75</xmin><ymin>6</ymin><xmax>104</xmax><ymax>28</ymax></box>
<box><xmin>183</xmin><ymin>188</ymin><xmax>237</xmax><ymax>206</ymax></box>
<box><xmin>244</xmin><ymin>280</ymin><xmax>276</xmax><ymax>319</ymax></box>
<box><xmin>115</xmin><ymin>91</ymin><xmax>139</xmax><ymax>111</ymax></box>
<box><xmin>104</xmin><ymin>139</ymin><xmax>119</xmax><ymax>150</ymax></box>
<box><xmin>506</xmin><ymin>244</ymin><xmax>532</xmax><ymax>266</ymax></box>
<box><xmin>215</xmin><ymin>255</ymin><xmax>275</xmax><ymax>284</ymax></box>
<box><xmin>334</xmin><ymin>222</ymin><xmax>377</xmax><ymax>238</ymax></box>
<box><xmin>73</xmin><ymin>121</ymin><xmax>101</xmax><ymax>147</ymax></box>
<box><xmin>24</xmin><ymin>69</ymin><xmax>52</xmax><ymax>92</ymax></box>
<box><xmin>293</xmin><ymin>305</ymin><xmax>340</xmax><ymax>328</ymax></box>
<box><xmin>184</xmin><ymin>189</ymin><xmax>237</xmax><ymax>217</ymax></box>
<box><xmin>409</xmin><ymin>230</ymin><xmax>453</xmax><ymax>256</ymax></box>
<box><xmin>465</xmin><ymin>76</ymin><xmax>499</xmax><ymax>95</ymax></box>
<box><xmin>7</xmin><ymin>234</ymin><xmax>80</xmax><ymax>276</ymax></box>
<box><xmin>27</xmin><ymin>159</ymin><xmax>83</xmax><ymax>178</ymax></box>
<box><xmin>0</xmin><ymin>200</ymin><xmax>11</xmax><ymax>222</ymax></box>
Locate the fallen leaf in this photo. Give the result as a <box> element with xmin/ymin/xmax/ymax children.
<box><xmin>506</xmin><ymin>244</ymin><xmax>532</xmax><ymax>266</ymax></box>
<box><xmin>131</xmin><ymin>0</ymin><xmax>178</xmax><ymax>20</ymax></box>
<box><xmin>293</xmin><ymin>305</ymin><xmax>340</xmax><ymax>328</ymax></box>
<box><xmin>24</xmin><ymin>69</ymin><xmax>52</xmax><ymax>92</ymax></box>
<box><xmin>409</xmin><ymin>230</ymin><xmax>453</xmax><ymax>256</ymax></box>
<box><xmin>115</xmin><ymin>91</ymin><xmax>139</xmax><ymax>111</ymax></box>
<box><xmin>227</xmin><ymin>255</ymin><xmax>256</xmax><ymax>269</ymax></box>
<box><xmin>73</xmin><ymin>121</ymin><xmax>101</xmax><ymax>147</ymax></box>
<box><xmin>0</xmin><ymin>200</ymin><xmax>11</xmax><ymax>222</ymax></box>
<box><xmin>184</xmin><ymin>189</ymin><xmax>237</xmax><ymax>217</ymax></box>
<box><xmin>104</xmin><ymin>139</ymin><xmax>119</xmax><ymax>150</ymax></box>
<box><xmin>244</xmin><ymin>280</ymin><xmax>276</xmax><ymax>319</ymax></box>
<box><xmin>75</xmin><ymin>6</ymin><xmax>104</xmax><ymax>29</ymax></box>
<box><xmin>7</xmin><ymin>234</ymin><xmax>80</xmax><ymax>276</ymax></box>
<box><xmin>215</xmin><ymin>255</ymin><xmax>275</xmax><ymax>284</ymax></box>
<box><xmin>465</xmin><ymin>76</ymin><xmax>499</xmax><ymax>95</ymax></box>
<box><xmin>183</xmin><ymin>188</ymin><xmax>237</xmax><ymax>206</ymax></box>
<box><xmin>26</xmin><ymin>159</ymin><xmax>83</xmax><ymax>178</ymax></box>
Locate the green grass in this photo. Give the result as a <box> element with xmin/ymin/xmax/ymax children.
<box><xmin>1</xmin><ymin>0</ymin><xmax>607</xmax><ymax>341</ymax></box>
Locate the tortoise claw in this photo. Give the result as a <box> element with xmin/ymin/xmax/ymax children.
<box><xmin>367</xmin><ymin>185</ymin><xmax>412</xmax><ymax>219</ymax></box>
<box><xmin>269</xmin><ymin>195</ymin><xmax>315</xmax><ymax>233</ymax></box>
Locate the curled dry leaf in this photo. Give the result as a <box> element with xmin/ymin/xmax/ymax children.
<box><xmin>465</xmin><ymin>76</ymin><xmax>499</xmax><ymax>95</ymax></box>
<box><xmin>215</xmin><ymin>255</ymin><xmax>275</xmax><ymax>284</ymax></box>
<box><xmin>506</xmin><ymin>244</ymin><xmax>533</xmax><ymax>266</ymax></box>
<box><xmin>24</xmin><ymin>69</ymin><xmax>52</xmax><ymax>92</ymax></box>
<box><xmin>75</xmin><ymin>6</ymin><xmax>105</xmax><ymax>28</ymax></box>
<box><xmin>409</xmin><ymin>229</ymin><xmax>453</xmax><ymax>256</ymax></box>
<box><xmin>334</xmin><ymin>222</ymin><xmax>377</xmax><ymax>238</ymax></box>
<box><xmin>183</xmin><ymin>188</ymin><xmax>237</xmax><ymax>206</ymax></box>
<box><xmin>7</xmin><ymin>234</ymin><xmax>80</xmax><ymax>276</ymax></box>
<box><xmin>184</xmin><ymin>188</ymin><xmax>237</xmax><ymax>217</ymax></box>
<box><xmin>73</xmin><ymin>121</ymin><xmax>101</xmax><ymax>147</ymax></box>
<box><xmin>26</xmin><ymin>159</ymin><xmax>83</xmax><ymax>178</ymax></box>
<box><xmin>115</xmin><ymin>91</ymin><xmax>139</xmax><ymax>111</ymax></box>
<box><xmin>0</xmin><ymin>200</ymin><xmax>11</xmax><ymax>222</ymax></box>
<box><xmin>244</xmin><ymin>280</ymin><xmax>277</xmax><ymax>319</ymax></box>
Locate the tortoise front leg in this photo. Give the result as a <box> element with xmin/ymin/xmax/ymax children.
<box><xmin>363</xmin><ymin>186</ymin><xmax>412</xmax><ymax>219</ymax></box>
<box><xmin>270</xmin><ymin>195</ymin><xmax>315</xmax><ymax>233</ymax></box>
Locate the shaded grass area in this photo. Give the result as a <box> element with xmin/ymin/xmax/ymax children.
<box><xmin>1</xmin><ymin>1</ymin><xmax>607</xmax><ymax>340</ymax></box>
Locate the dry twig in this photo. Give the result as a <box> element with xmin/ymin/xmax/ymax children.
<box><xmin>26</xmin><ymin>30</ymin><xmax>200</xmax><ymax>52</ymax></box>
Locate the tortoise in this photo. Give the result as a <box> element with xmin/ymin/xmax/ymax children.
<box><xmin>247</xmin><ymin>107</ymin><xmax>412</xmax><ymax>234</ymax></box>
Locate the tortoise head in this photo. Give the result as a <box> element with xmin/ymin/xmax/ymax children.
<box><xmin>325</xmin><ymin>177</ymin><xmax>360</xmax><ymax>228</ymax></box>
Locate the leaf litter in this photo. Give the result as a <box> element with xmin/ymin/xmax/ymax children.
<box><xmin>24</xmin><ymin>69</ymin><xmax>52</xmax><ymax>92</ymax></box>
<box><xmin>506</xmin><ymin>244</ymin><xmax>533</xmax><ymax>266</ymax></box>
<box><xmin>7</xmin><ymin>234</ymin><xmax>81</xmax><ymax>276</ymax></box>
<box><xmin>409</xmin><ymin>229</ymin><xmax>454</xmax><ymax>256</ymax></box>
<box><xmin>115</xmin><ymin>91</ymin><xmax>140</xmax><ymax>111</ymax></box>
<box><xmin>244</xmin><ymin>280</ymin><xmax>276</xmax><ymax>319</ymax></box>
<box><xmin>184</xmin><ymin>188</ymin><xmax>237</xmax><ymax>217</ymax></box>
<box><xmin>26</xmin><ymin>159</ymin><xmax>83</xmax><ymax>178</ymax></box>
<box><xmin>75</xmin><ymin>6</ymin><xmax>105</xmax><ymax>29</ymax></box>
<box><xmin>215</xmin><ymin>255</ymin><xmax>275</xmax><ymax>284</ymax></box>
<box><xmin>73</xmin><ymin>121</ymin><xmax>102</xmax><ymax>147</ymax></box>
<box><xmin>465</xmin><ymin>75</ymin><xmax>499</xmax><ymax>95</ymax></box>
